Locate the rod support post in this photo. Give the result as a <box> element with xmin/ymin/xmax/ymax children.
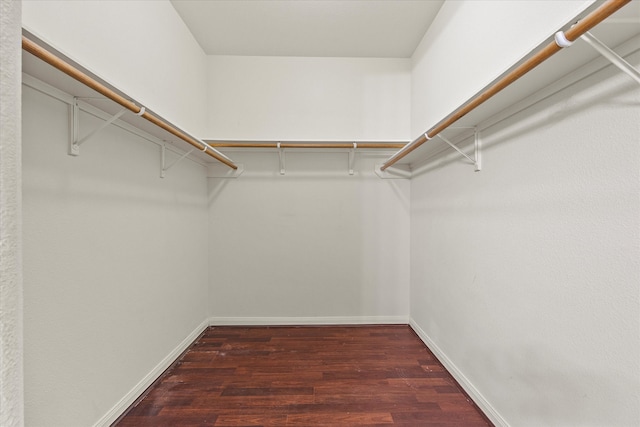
<box><xmin>69</xmin><ymin>97</ymin><xmax>80</xmax><ymax>156</ymax></box>
<box><xmin>277</xmin><ymin>142</ymin><xmax>285</xmax><ymax>175</ymax></box>
<box><xmin>474</xmin><ymin>127</ymin><xmax>482</xmax><ymax>172</ymax></box>
<box><xmin>348</xmin><ymin>142</ymin><xmax>357</xmax><ymax>175</ymax></box>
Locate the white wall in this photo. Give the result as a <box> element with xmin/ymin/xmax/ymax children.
<box><xmin>21</xmin><ymin>0</ymin><xmax>208</xmax><ymax>136</ymax></box>
<box><xmin>411</xmin><ymin>0</ymin><xmax>594</xmax><ymax>137</ymax></box>
<box><xmin>22</xmin><ymin>85</ymin><xmax>210</xmax><ymax>426</ymax></box>
<box><xmin>206</xmin><ymin>56</ymin><xmax>410</xmax><ymax>141</ymax></box>
<box><xmin>409</xmin><ymin>47</ymin><xmax>640</xmax><ymax>426</ymax></box>
<box><xmin>208</xmin><ymin>151</ymin><xmax>410</xmax><ymax>323</ymax></box>
<box><xmin>1</xmin><ymin>1</ymin><xmax>23</xmax><ymax>426</ymax></box>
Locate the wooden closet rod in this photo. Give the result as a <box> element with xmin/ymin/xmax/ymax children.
<box><xmin>381</xmin><ymin>0</ymin><xmax>632</xmax><ymax>171</ymax></box>
<box><xmin>22</xmin><ymin>36</ymin><xmax>238</xmax><ymax>170</ymax></box>
<box><xmin>206</xmin><ymin>142</ymin><xmax>407</xmax><ymax>149</ymax></box>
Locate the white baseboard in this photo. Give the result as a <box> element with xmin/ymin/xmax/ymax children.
<box><xmin>409</xmin><ymin>318</ymin><xmax>509</xmax><ymax>427</ymax></box>
<box><xmin>93</xmin><ymin>319</ymin><xmax>210</xmax><ymax>427</ymax></box>
<box><xmin>209</xmin><ymin>315</ymin><xmax>409</xmax><ymax>326</ymax></box>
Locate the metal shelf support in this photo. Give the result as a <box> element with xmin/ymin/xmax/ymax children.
<box><xmin>161</xmin><ymin>144</ymin><xmax>195</xmax><ymax>178</ymax></box>
<box><xmin>437</xmin><ymin>127</ymin><xmax>482</xmax><ymax>172</ymax></box>
<box><xmin>580</xmin><ymin>31</ymin><xmax>640</xmax><ymax>86</ymax></box>
<box><xmin>69</xmin><ymin>97</ymin><xmax>127</xmax><ymax>156</ymax></box>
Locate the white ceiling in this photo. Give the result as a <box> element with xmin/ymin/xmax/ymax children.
<box><xmin>170</xmin><ymin>0</ymin><xmax>445</xmax><ymax>58</ymax></box>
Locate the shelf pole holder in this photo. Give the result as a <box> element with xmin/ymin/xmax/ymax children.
<box><xmin>580</xmin><ymin>31</ymin><xmax>640</xmax><ymax>86</ymax></box>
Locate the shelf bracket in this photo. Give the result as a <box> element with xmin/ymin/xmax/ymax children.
<box><xmin>348</xmin><ymin>143</ymin><xmax>357</xmax><ymax>175</ymax></box>
<box><xmin>580</xmin><ymin>31</ymin><xmax>640</xmax><ymax>86</ymax></box>
<box><xmin>278</xmin><ymin>142</ymin><xmax>285</xmax><ymax>175</ymax></box>
<box><xmin>69</xmin><ymin>97</ymin><xmax>127</xmax><ymax>156</ymax></box>
<box><xmin>438</xmin><ymin>128</ymin><xmax>481</xmax><ymax>172</ymax></box>
<box><xmin>160</xmin><ymin>144</ymin><xmax>195</xmax><ymax>178</ymax></box>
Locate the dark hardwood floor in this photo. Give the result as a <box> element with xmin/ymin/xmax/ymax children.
<box><xmin>114</xmin><ymin>325</ymin><xmax>492</xmax><ymax>426</ymax></box>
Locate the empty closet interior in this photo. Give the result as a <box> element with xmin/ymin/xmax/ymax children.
<box><xmin>9</xmin><ymin>0</ymin><xmax>640</xmax><ymax>426</ymax></box>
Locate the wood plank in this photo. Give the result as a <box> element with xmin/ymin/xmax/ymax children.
<box><xmin>113</xmin><ymin>325</ymin><xmax>492</xmax><ymax>426</ymax></box>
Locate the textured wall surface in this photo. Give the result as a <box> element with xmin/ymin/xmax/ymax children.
<box><xmin>22</xmin><ymin>85</ymin><xmax>210</xmax><ymax>426</ymax></box>
<box><xmin>410</xmin><ymin>48</ymin><xmax>640</xmax><ymax>426</ymax></box>
<box><xmin>0</xmin><ymin>0</ymin><xmax>24</xmax><ymax>426</ymax></box>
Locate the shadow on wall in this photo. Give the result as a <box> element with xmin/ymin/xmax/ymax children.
<box><xmin>206</xmin><ymin>151</ymin><xmax>402</xmax><ymax>204</ymax></box>
<box><xmin>478</xmin><ymin>345</ymin><xmax>637</xmax><ymax>426</ymax></box>
<box><xmin>411</xmin><ymin>63</ymin><xmax>639</xmax><ymax>178</ymax></box>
